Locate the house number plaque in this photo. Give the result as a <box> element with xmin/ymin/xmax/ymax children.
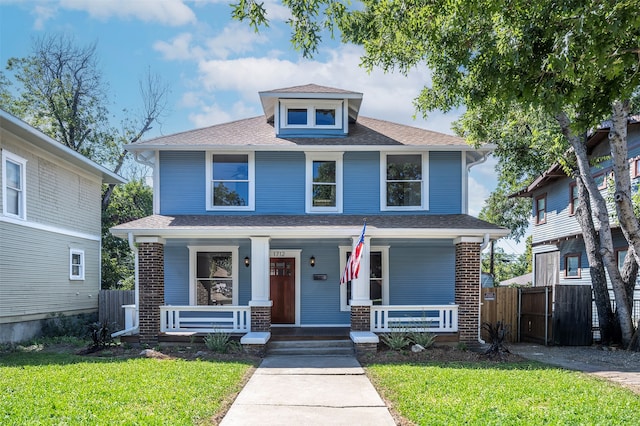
<box><xmin>271</xmin><ymin>251</ymin><xmax>286</xmax><ymax>257</ymax></box>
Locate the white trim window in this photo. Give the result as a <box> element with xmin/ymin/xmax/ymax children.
<box><xmin>206</xmin><ymin>152</ymin><xmax>255</xmax><ymax>211</ymax></box>
<box><xmin>381</xmin><ymin>153</ymin><xmax>429</xmax><ymax>211</ymax></box>
<box><xmin>279</xmin><ymin>99</ymin><xmax>343</xmax><ymax>129</ymax></box>
<box><xmin>340</xmin><ymin>246</ymin><xmax>389</xmax><ymax>311</ymax></box>
<box><xmin>2</xmin><ymin>150</ymin><xmax>27</xmax><ymax>219</ymax></box>
<box><xmin>188</xmin><ymin>246</ymin><xmax>239</xmax><ymax>306</ymax></box>
<box><xmin>69</xmin><ymin>249</ymin><xmax>85</xmax><ymax>280</ymax></box>
<box><xmin>305</xmin><ymin>152</ymin><xmax>343</xmax><ymax>213</ymax></box>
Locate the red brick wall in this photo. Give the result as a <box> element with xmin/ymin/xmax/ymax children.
<box><xmin>138</xmin><ymin>242</ymin><xmax>164</xmax><ymax>345</ymax></box>
<box><xmin>251</xmin><ymin>306</ymin><xmax>271</xmax><ymax>332</ymax></box>
<box><xmin>350</xmin><ymin>305</ymin><xmax>371</xmax><ymax>331</ymax></box>
<box><xmin>455</xmin><ymin>242</ymin><xmax>481</xmax><ymax>344</ymax></box>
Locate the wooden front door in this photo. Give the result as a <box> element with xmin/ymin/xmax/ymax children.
<box><xmin>270</xmin><ymin>258</ymin><xmax>295</xmax><ymax>324</ymax></box>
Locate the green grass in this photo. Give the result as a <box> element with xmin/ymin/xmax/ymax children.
<box><xmin>367</xmin><ymin>361</ymin><xmax>640</xmax><ymax>425</ymax></box>
<box><xmin>0</xmin><ymin>350</ymin><xmax>253</xmax><ymax>425</ymax></box>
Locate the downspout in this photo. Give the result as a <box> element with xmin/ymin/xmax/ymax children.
<box><xmin>477</xmin><ymin>233</ymin><xmax>491</xmax><ymax>344</ymax></box>
<box><xmin>111</xmin><ymin>232</ymin><xmax>139</xmax><ymax>337</ymax></box>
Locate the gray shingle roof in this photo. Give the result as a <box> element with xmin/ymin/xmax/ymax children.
<box><xmin>259</xmin><ymin>84</ymin><xmax>361</xmax><ymax>96</ymax></box>
<box><xmin>111</xmin><ymin>214</ymin><xmax>508</xmax><ymax>239</ymax></box>
<box><xmin>127</xmin><ymin>116</ymin><xmax>467</xmax><ymax>150</ymax></box>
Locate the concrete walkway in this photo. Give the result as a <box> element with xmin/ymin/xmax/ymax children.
<box><xmin>220</xmin><ymin>355</ymin><xmax>395</xmax><ymax>425</ymax></box>
<box><xmin>511</xmin><ymin>343</ymin><xmax>640</xmax><ymax>394</ymax></box>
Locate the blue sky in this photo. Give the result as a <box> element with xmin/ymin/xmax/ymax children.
<box><xmin>1</xmin><ymin>1</ymin><xmax>524</xmax><ymax>251</ymax></box>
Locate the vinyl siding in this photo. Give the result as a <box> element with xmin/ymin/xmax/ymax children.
<box><xmin>158</xmin><ymin>149</ymin><xmax>465</xmax><ymax>215</ymax></box>
<box><xmin>429</xmin><ymin>151</ymin><xmax>462</xmax><ymax>214</ymax></box>
<box><xmin>531</xmin><ymin>177</ymin><xmax>580</xmax><ymax>243</ymax></box>
<box><xmin>389</xmin><ymin>242</ymin><xmax>456</xmax><ymax>304</ymax></box>
<box><xmin>1</xmin><ymin>133</ymin><xmax>102</xmax><ymax>235</ymax></box>
<box><xmin>159</xmin><ymin>151</ymin><xmax>206</xmax><ymax>215</ymax></box>
<box><xmin>255</xmin><ymin>152</ymin><xmax>305</xmax><ymax>214</ymax></box>
<box><xmin>0</xmin><ymin>222</ymin><xmax>100</xmax><ymax>322</ymax></box>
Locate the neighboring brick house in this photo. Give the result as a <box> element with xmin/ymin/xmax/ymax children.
<box><xmin>111</xmin><ymin>84</ymin><xmax>507</xmax><ymax>350</ymax></box>
<box><xmin>515</xmin><ymin>116</ymin><xmax>640</xmax><ymax>333</ymax></box>
<box><xmin>0</xmin><ymin>110</ymin><xmax>125</xmax><ymax>343</ymax></box>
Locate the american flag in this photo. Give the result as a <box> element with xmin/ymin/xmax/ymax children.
<box><xmin>340</xmin><ymin>222</ymin><xmax>366</xmax><ymax>284</ymax></box>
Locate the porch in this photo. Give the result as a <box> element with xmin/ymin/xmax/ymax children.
<box><xmin>120</xmin><ymin>303</ymin><xmax>460</xmax><ymax>344</ymax></box>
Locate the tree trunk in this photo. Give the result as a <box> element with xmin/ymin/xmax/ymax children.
<box><xmin>574</xmin><ymin>176</ymin><xmax>620</xmax><ymax>344</ymax></box>
<box><xmin>608</xmin><ymin>101</ymin><xmax>640</xmax><ymax>268</ymax></box>
<box><xmin>556</xmin><ymin>112</ymin><xmax>635</xmax><ymax>347</ymax></box>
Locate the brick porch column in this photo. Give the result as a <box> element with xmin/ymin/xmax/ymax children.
<box><xmin>350</xmin><ymin>305</ymin><xmax>371</xmax><ymax>331</ymax></box>
<box><xmin>137</xmin><ymin>237</ymin><xmax>165</xmax><ymax>345</ymax></box>
<box><xmin>454</xmin><ymin>237</ymin><xmax>482</xmax><ymax>345</ymax></box>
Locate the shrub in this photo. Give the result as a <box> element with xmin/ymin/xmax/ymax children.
<box><xmin>88</xmin><ymin>321</ymin><xmax>115</xmax><ymax>349</ymax></box>
<box><xmin>204</xmin><ymin>331</ymin><xmax>240</xmax><ymax>353</ymax></box>
<box><xmin>380</xmin><ymin>330</ymin><xmax>411</xmax><ymax>351</ymax></box>
<box><xmin>482</xmin><ymin>321</ymin><xmax>511</xmax><ymax>359</ymax></box>
<box><xmin>41</xmin><ymin>312</ymin><xmax>97</xmax><ymax>339</ymax></box>
<box><xmin>409</xmin><ymin>331</ymin><xmax>436</xmax><ymax>348</ymax></box>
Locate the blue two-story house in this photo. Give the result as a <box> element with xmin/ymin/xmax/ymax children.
<box><xmin>516</xmin><ymin>117</ymin><xmax>640</xmax><ymax>330</ymax></box>
<box><xmin>111</xmin><ymin>84</ymin><xmax>507</xmax><ymax>351</ymax></box>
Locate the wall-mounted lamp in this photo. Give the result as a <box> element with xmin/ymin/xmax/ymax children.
<box><xmin>244</xmin><ymin>256</ymin><xmax>250</xmax><ymax>267</ymax></box>
<box><xmin>309</xmin><ymin>256</ymin><xmax>316</xmax><ymax>267</ymax></box>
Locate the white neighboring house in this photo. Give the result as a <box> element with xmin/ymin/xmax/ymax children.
<box><xmin>0</xmin><ymin>110</ymin><xmax>125</xmax><ymax>343</ymax></box>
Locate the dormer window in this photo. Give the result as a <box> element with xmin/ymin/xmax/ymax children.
<box><xmin>280</xmin><ymin>99</ymin><xmax>342</xmax><ymax>129</ymax></box>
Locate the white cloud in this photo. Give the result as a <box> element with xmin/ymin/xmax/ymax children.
<box><xmin>32</xmin><ymin>5</ymin><xmax>57</xmax><ymax>30</ymax></box>
<box><xmin>467</xmin><ymin>175</ymin><xmax>491</xmax><ymax>217</ymax></box>
<box><xmin>60</xmin><ymin>0</ymin><xmax>196</xmax><ymax>26</ymax></box>
<box><xmin>205</xmin><ymin>23</ymin><xmax>268</xmax><ymax>59</ymax></box>
<box><xmin>154</xmin><ymin>33</ymin><xmax>206</xmax><ymax>61</ymax></box>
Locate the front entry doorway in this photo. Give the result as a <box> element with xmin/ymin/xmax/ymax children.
<box><xmin>270</xmin><ymin>257</ymin><xmax>295</xmax><ymax>324</ymax></box>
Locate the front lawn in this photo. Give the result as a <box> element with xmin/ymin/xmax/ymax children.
<box><xmin>0</xmin><ymin>348</ymin><xmax>254</xmax><ymax>425</ymax></box>
<box><xmin>367</xmin><ymin>361</ymin><xmax>640</xmax><ymax>425</ymax></box>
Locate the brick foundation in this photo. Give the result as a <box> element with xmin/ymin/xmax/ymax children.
<box><xmin>350</xmin><ymin>305</ymin><xmax>371</xmax><ymax>331</ymax></box>
<box><xmin>455</xmin><ymin>241</ymin><xmax>481</xmax><ymax>344</ymax></box>
<box><xmin>354</xmin><ymin>342</ymin><xmax>378</xmax><ymax>355</ymax></box>
<box><xmin>138</xmin><ymin>242</ymin><xmax>164</xmax><ymax>345</ymax></box>
<box><xmin>251</xmin><ymin>306</ymin><xmax>271</xmax><ymax>332</ymax></box>
<box><xmin>242</xmin><ymin>344</ymin><xmax>267</xmax><ymax>357</ymax></box>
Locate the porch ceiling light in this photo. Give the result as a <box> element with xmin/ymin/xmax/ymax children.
<box><xmin>310</xmin><ymin>256</ymin><xmax>315</xmax><ymax>267</ymax></box>
<box><xmin>244</xmin><ymin>256</ymin><xmax>250</xmax><ymax>267</ymax></box>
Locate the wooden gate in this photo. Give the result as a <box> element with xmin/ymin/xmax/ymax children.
<box><xmin>553</xmin><ymin>285</ymin><xmax>592</xmax><ymax>345</ymax></box>
<box><xmin>480</xmin><ymin>287</ymin><xmax>519</xmax><ymax>343</ymax></box>
<box><xmin>519</xmin><ymin>287</ymin><xmax>553</xmax><ymax>345</ymax></box>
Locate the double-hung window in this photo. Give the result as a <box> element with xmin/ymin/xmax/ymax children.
<box><xmin>2</xmin><ymin>150</ymin><xmax>27</xmax><ymax>219</ymax></box>
<box><xmin>564</xmin><ymin>253</ymin><xmax>581</xmax><ymax>278</ymax></box>
<box><xmin>69</xmin><ymin>249</ymin><xmax>85</xmax><ymax>280</ymax></box>
<box><xmin>305</xmin><ymin>152</ymin><xmax>343</xmax><ymax>213</ymax></box>
<box><xmin>381</xmin><ymin>153</ymin><xmax>428</xmax><ymax>210</ymax></box>
<box><xmin>280</xmin><ymin>100</ymin><xmax>343</xmax><ymax>129</ymax></box>
<box><xmin>206</xmin><ymin>152</ymin><xmax>254</xmax><ymax>211</ymax></box>
<box><xmin>340</xmin><ymin>246</ymin><xmax>389</xmax><ymax>311</ymax></box>
<box><xmin>189</xmin><ymin>246</ymin><xmax>239</xmax><ymax>306</ymax></box>
<box><xmin>535</xmin><ymin>194</ymin><xmax>547</xmax><ymax>224</ymax></box>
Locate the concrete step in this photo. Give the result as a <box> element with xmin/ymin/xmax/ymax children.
<box><xmin>267</xmin><ymin>339</ymin><xmax>354</xmax><ymax>356</ymax></box>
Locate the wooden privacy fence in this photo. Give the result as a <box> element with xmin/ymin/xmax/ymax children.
<box><xmin>480</xmin><ymin>287</ymin><xmax>519</xmax><ymax>343</ymax></box>
<box><xmin>481</xmin><ymin>285</ymin><xmax>593</xmax><ymax>346</ymax></box>
<box><xmin>99</xmin><ymin>290</ymin><xmax>134</xmax><ymax>331</ymax></box>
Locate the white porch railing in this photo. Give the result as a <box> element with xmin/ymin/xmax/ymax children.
<box><xmin>160</xmin><ymin>305</ymin><xmax>250</xmax><ymax>333</ymax></box>
<box><xmin>371</xmin><ymin>305</ymin><xmax>458</xmax><ymax>333</ymax></box>
<box><xmin>123</xmin><ymin>304</ymin><xmax>137</xmax><ymax>329</ymax></box>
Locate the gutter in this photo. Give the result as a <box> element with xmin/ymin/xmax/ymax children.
<box><xmin>111</xmin><ymin>232</ymin><xmax>139</xmax><ymax>337</ymax></box>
